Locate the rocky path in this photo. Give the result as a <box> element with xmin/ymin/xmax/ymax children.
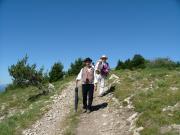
<box><xmin>22</xmin><ymin>74</ymin><xmax>141</xmax><ymax>135</ymax></box>
<box><xmin>76</xmin><ymin>90</ymin><xmax>136</xmax><ymax>135</ymax></box>
<box><xmin>22</xmin><ymin>82</ymin><xmax>75</xmax><ymax>135</ymax></box>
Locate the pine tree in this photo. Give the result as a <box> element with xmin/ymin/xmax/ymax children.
<box><xmin>49</xmin><ymin>62</ymin><xmax>64</xmax><ymax>82</ymax></box>
<box><xmin>131</xmin><ymin>54</ymin><xmax>146</xmax><ymax>69</ymax></box>
<box><xmin>115</xmin><ymin>60</ymin><xmax>124</xmax><ymax>70</ymax></box>
<box><xmin>124</xmin><ymin>59</ymin><xmax>132</xmax><ymax>69</ymax></box>
<box><xmin>68</xmin><ymin>58</ymin><xmax>84</xmax><ymax>75</ymax></box>
<box><xmin>8</xmin><ymin>55</ymin><xmax>44</xmax><ymax>87</ymax></box>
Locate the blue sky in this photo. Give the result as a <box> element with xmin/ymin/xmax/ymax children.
<box><xmin>0</xmin><ymin>0</ymin><xmax>180</xmax><ymax>84</ymax></box>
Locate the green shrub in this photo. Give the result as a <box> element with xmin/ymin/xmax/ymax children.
<box><xmin>8</xmin><ymin>55</ymin><xmax>45</xmax><ymax>88</ymax></box>
<box><xmin>49</xmin><ymin>62</ymin><xmax>64</xmax><ymax>82</ymax></box>
<box><xmin>68</xmin><ymin>58</ymin><xmax>84</xmax><ymax>75</ymax></box>
<box><xmin>176</xmin><ymin>61</ymin><xmax>180</xmax><ymax>67</ymax></box>
<box><xmin>131</xmin><ymin>54</ymin><xmax>146</xmax><ymax>69</ymax></box>
<box><xmin>115</xmin><ymin>60</ymin><xmax>124</xmax><ymax>70</ymax></box>
<box><xmin>147</xmin><ymin>58</ymin><xmax>176</xmax><ymax>69</ymax></box>
<box><xmin>5</xmin><ymin>84</ymin><xmax>18</xmax><ymax>91</ymax></box>
<box><xmin>124</xmin><ymin>59</ymin><xmax>133</xmax><ymax>69</ymax></box>
<box><xmin>115</xmin><ymin>54</ymin><xmax>146</xmax><ymax>70</ymax></box>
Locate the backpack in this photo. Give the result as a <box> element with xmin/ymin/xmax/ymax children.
<box><xmin>101</xmin><ymin>63</ymin><xmax>110</xmax><ymax>76</ymax></box>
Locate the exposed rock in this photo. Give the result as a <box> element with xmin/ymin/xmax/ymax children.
<box><xmin>1</xmin><ymin>104</ymin><xmax>6</xmax><ymax>110</ymax></box>
<box><xmin>162</xmin><ymin>102</ymin><xmax>180</xmax><ymax>112</ymax></box>
<box><xmin>133</xmin><ymin>127</ymin><xmax>144</xmax><ymax>135</ymax></box>
<box><xmin>160</xmin><ymin>124</ymin><xmax>180</xmax><ymax>134</ymax></box>
<box><xmin>127</xmin><ymin>112</ymin><xmax>138</xmax><ymax>123</ymax></box>
<box><xmin>48</xmin><ymin>83</ymin><xmax>55</xmax><ymax>92</ymax></box>
<box><xmin>109</xmin><ymin>74</ymin><xmax>121</xmax><ymax>85</ymax></box>
<box><xmin>109</xmin><ymin>74</ymin><xmax>119</xmax><ymax>80</ymax></box>
<box><xmin>127</xmin><ymin>112</ymin><xmax>140</xmax><ymax>132</ymax></box>
<box><xmin>170</xmin><ymin>87</ymin><xmax>178</xmax><ymax>91</ymax></box>
<box><xmin>0</xmin><ymin>116</ymin><xmax>5</xmax><ymax>121</ymax></box>
<box><xmin>102</xmin><ymin>114</ymin><xmax>108</xmax><ymax>118</ymax></box>
<box><xmin>123</xmin><ymin>95</ymin><xmax>135</xmax><ymax>109</ymax></box>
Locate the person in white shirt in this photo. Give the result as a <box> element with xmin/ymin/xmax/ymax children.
<box><xmin>95</xmin><ymin>55</ymin><xmax>110</xmax><ymax>96</ymax></box>
<box><xmin>76</xmin><ymin>57</ymin><xmax>97</xmax><ymax>113</ymax></box>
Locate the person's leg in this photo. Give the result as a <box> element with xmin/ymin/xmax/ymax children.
<box><xmin>99</xmin><ymin>76</ymin><xmax>105</xmax><ymax>96</ymax></box>
<box><xmin>82</xmin><ymin>84</ymin><xmax>88</xmax><ymax>110</ymax></box>
<box><xmin>87</xmin><ymin>84</ymin><xmax>94</xmax><ymax>111</ymax></box>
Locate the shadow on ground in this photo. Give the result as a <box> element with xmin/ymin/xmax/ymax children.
<box><xmin>91</xmin><ymin>86</ymin><xmax>115</xmax><ymax>112</ymax></box>
<box><xmin>92</xmin><ymin>102</ymin><xmax>108</xmax><ymax>112</ymax></box>
<box><xmin>102</xmin><ymin>86</ymin><xmax>115</xmax><ymax>97</ymax></box>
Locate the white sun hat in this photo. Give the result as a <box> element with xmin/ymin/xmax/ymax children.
<box><xmin>101</xmin><ymin>55</ymin><xmax>108</xmax><ymax>59</ymax></box>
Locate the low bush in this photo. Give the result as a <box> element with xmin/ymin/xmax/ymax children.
<box><xmin>115</xmin><ymin>54</ymin><xmax>146</xmax><ymax>70</ymax></box>
<box><xmin>8</xmin><ymin>55</ymin><xmax>46</xmax><ymax>88</ymax></box>
<box><xmin>67</xmin><ymin>58</ymin><xmax>84</xmax><ymax>75</ymax></box>
<box><xmin>49</xmin><ymin>62</ymin><xmax>64</xmax><ymax>82</ymax></box>
<box><xmin>147</xmin><ymin>58</ymin><xmax>176</xmax><ymax>69</ymax></box>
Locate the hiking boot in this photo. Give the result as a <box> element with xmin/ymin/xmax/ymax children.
<box><xmin>87</xmin><ymin>109</ymin><xmax>91</xmax><ymax>114</ymax></box>
<box><xmin>82</xmin><ymin>109</ymin><xmax>87</xmax><ymax>113</ymax></box>
<box><xmin>98</xmin><ymin>94</ymin><xmax>103</xmax><ymax>97</ymax></box>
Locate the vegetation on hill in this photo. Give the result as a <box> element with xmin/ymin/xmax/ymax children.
<box><xmin>49</xmin><ymin>62</ymin><xmax>64</xmax><ymax>82</ymax></box>
<box><xmin>147</xmin><ymin>58</ymin><xmax>177</xmax><ymax>69</ymax></box>
<box><xmin>0</xmin><ymin>55</ymin><xmax>75</xmax><ymax>135</ymax></box>
<box><xmin>115</xmin><ymin>54</ymin><xmax>146</xmax><ymax>70</ymax></box>
<box><xmin>115</xmin><ymin>54</ymin><xmax>180</xmax><ymax>70</ymax></box>
<box><xmin>1</xmin><ymin>54</ymin><xmax>180</xmax><ymax>135</ymax></box>
<box><xmin>113</xmin><ymin>68</ymin><xmax>180</xmax><ymax>135</ymax></box>
<box><xmin>67</xmin><ymin>58</ymin><xmax>84</xmax><ymax>75</ymax></box>
<box><xmin>0</xmin><ymin>76</ymin><xmax>74</xmax><ymax>135</ymax></box>
<box><xmin>8</xmin><ymin>55</ymin><xmax>45</xmax><ymax>89</ymax></box>
<box><xmin>7</xmin><ymin>55</ymin><xmax>66</xmax><ymax>91</ymax></box>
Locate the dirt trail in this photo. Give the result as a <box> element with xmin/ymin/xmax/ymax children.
<box><xmin>22</xmin><ymin>75</ymin><xmax>139</xmax><ymax>135</ymax></box>
<box><xmin>22</xmin><ymin>82</ymin><xmax>75</xmax><ymax>135</ymax></box>
<box><xmin>76</xmin><ymin>89</ymin><xmax>135</xmax><ymax>135</ymax></box>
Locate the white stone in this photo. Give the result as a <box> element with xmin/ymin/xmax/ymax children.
<box><xmin>133</xmin><ymin>127</ymin><xmax>144</xmax><ymax>135</ymax></box>
<box><xmin>109</xmin><ymin>74</ymin><xmax>119</xmax><ymax>80</ymax></box>
<box><xmin>127</xmin><ymin>112</ymin><xmax>138</xmax><ymax>123</ymax></box>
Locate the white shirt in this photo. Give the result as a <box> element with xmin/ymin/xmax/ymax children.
<box><xmin>95</xmin><ymin>60</ymin><xmax>108</xmax><ymax>71</ymax></box>
<box><xmin>76</xmin><ymin>67</ymin><xmax>98</xmax><ymax>84</ymax></box>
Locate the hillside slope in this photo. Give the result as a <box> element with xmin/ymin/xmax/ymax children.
<box><xmin>75</xmin><ymin>68</ymin><xmax>180</xmax><ymax>135</ymax></box>
<box><xmin>23</xmin><ymin>81</ymin><xmax>75</xmax><ymax>135</ymax></box>
<box><xmin>113</xmin><ymin>68</ymin><xmax>180</xmax><ymax>135</ymax></box>
<box><xmin>0</xmin><ymin>77</ymin><xmax>74</xmax><ymax>135</ymax></box>
<box><xmin>0</xmin><ymin>69</ymin><xmax>179</xmax><ymax>135</ymax></box>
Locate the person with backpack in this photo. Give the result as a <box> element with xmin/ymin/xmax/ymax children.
<box><xmin>76</xmin><ymin>57</ymin><xmax>97</xmax><ymax>113</ymax></box>
<box><xmin>95</xmin><ymin>55</ymin><xmax>110</xmax><ymax>97</ymax></box>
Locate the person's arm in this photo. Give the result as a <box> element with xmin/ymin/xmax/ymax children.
<box><xmin>94</xmin><ymin>70</ymin><xmax>98</xmax><ymax>91</ymax></box>
<box><xmin>95</xmin><ymin>60</ymin><xmax>102</xmax><ymax>74</ymax></box>
<box><xmin>76</xmin><ymin>69</ymin><xmax>83</xmax><ymax>87</ymax></box>
<box><xmin>107</xmin><ymin>63</ymin><xmax>110</xmax><ymax>72</ymax></box>
<box><xmin>95</xmin><ymin>61</ymin><xmax>99</xmax><ymax>71</ymax></box>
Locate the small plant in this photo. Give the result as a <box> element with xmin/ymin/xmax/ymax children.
<box><xmin>122</xmin><ymin>101</ymin><xmax>128</xmax><ymax>107</ymax></box>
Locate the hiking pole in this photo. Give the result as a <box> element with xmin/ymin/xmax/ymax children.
<box><xmin>74</xmin><ymin>87</ymin><xmax>79</xmax><ymax>112</ymax></box>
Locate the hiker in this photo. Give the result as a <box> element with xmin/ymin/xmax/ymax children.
<box><xmin>76</xmin><ymin>57</ymin><xmax>97</xmax><ymax>113</ymax></box>
<box><xmin>95</xmin><ymin>55</ymin><xmax>110</xmax><ymax>96</ymax></box>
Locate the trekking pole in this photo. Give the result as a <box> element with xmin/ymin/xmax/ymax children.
<box><xmin>74</xmin><ymin>87</ymin><xmax>79</xmax><ymax>112</ymax></box>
